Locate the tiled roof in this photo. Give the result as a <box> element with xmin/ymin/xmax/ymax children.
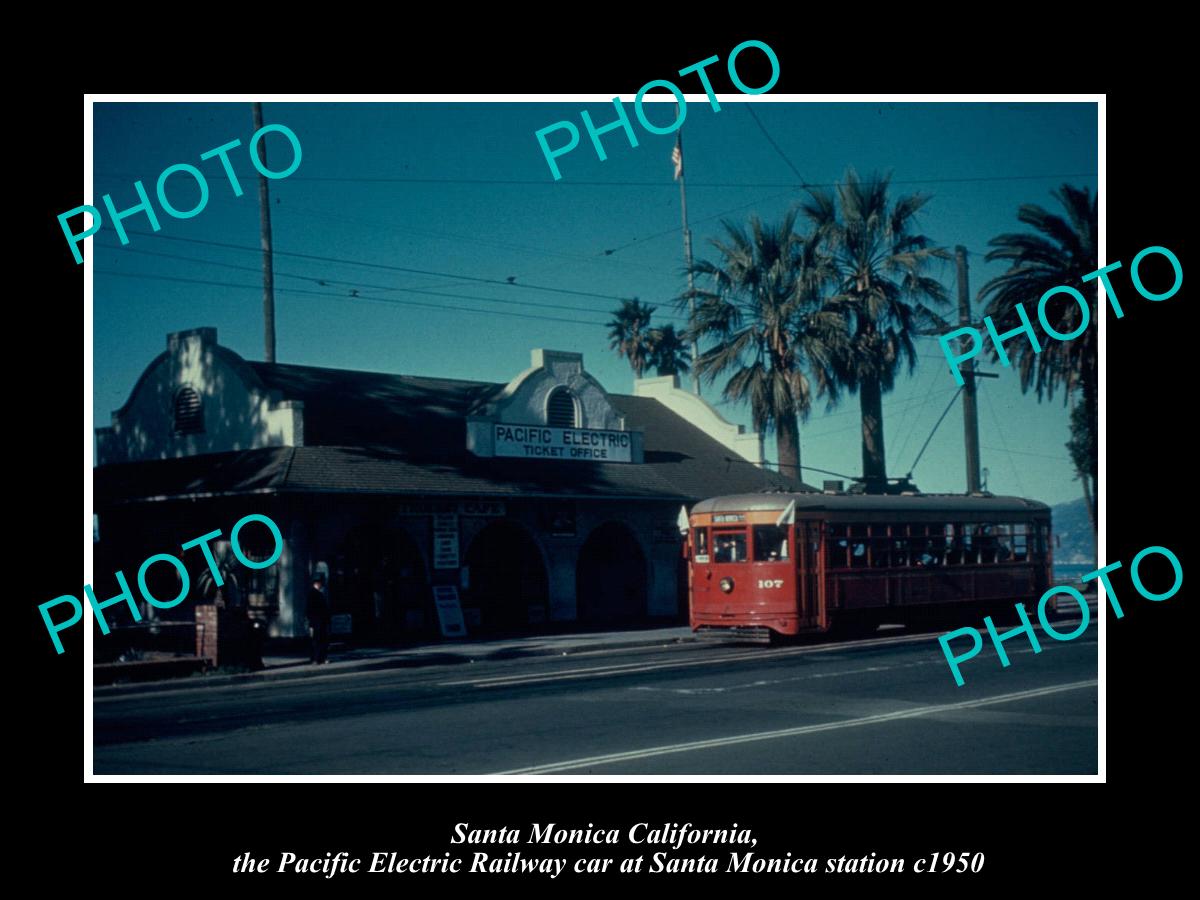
<box><xmin>95</xmin><ymin>447</ymin><xmax>293</xmax><ymax>503</ymax></box>
<box><xmin>248</xmin><ymin>361</ymin><xmax>506</xmax><ymax>451</ymax></box>
<box><xmin>96</xmin><ymin>361</ymin><xmax>809</xmax><ymax>504</ymax></box>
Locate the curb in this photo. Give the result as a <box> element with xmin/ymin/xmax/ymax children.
<box><xmin>93</xmin><ymin>596</ymin><xmax>1100</xmax><ymax>699</ymax></box>
<box><xmin>94</xmin><ymin>632</ymin><xmax>698</xmax><ymax>699</ymax></box>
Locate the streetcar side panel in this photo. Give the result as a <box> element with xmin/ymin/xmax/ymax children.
<box><xmin>688</xmin><ymin>497</ymin><xmax>1053</xmax><ymax>639</ymax></box>
<box><xmin>821</xmin><ymin>513</ymin><xmax>1053</xmax><ymax>624</ymax></box>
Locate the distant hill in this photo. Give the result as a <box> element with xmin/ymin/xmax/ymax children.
<box><xmin>1051</xmin><ymin>496</ymin><xmax>1096</xmax><ymax>565</ymax></box>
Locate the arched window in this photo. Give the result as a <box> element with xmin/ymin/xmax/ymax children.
<box><xmin>173</xmin><ymin>387</ymin><xmax>204</xmax><ymax>435</ymax></box>
<box><xmin>546</xmin><ymin>387</ymin><xmax>578</xmax><ymax>428</ymax></box>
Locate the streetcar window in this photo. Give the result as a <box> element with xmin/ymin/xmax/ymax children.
<box><xmin>849</xmin><ymin>525</ymin><xmax>866</xmax><ymax>563</ymax></box>
<box><xmin>713</xmin><ymin>531</ymin><xmax>747</xmax><ymax>563</ymax></box>
<box><xmin>961</xmin><ymin>523</ymin><xmax>977</xmax><ymax>564</ymax></box>
<box><xmin>910</xmin><ymin>524</ymin><xmax>930</xmax><ymax>566</ymax></box>
<box><xmin>805</xmin><ymin>521</ymin><xmax>1060</xmax><ymax>569</ymax></box>
<box><xmin>977</xmin><ymin>524</ymin><xmax>998</xmax><ymax>564</ymax></box>
<box><xmin>753</xmin><ymin>526</ymin><xmax>789</xmax><ymax>562</ymax></box>
<box><xmin>828</xmin><ymin>524</ymin><xmax>849</xmax><ymax>568</ymax></box>
<box><xmin>994</xmin><ymin>524</ymin><xmax>1014</xmax><ymax>562</ymax></box>
<box><xmin>1012</xmin><ymin>524</ymin><xmax>1028</xmax><ymax>562</ymax></box>
<box><xmin>873</xmin><ymin>525</ymin><xmax>892</xmax><ymax>566</ymax></box>
<box><xmin>850</xmin><ymin>539</ymin><xmax>868</xmax><ymax>567</ymax></box>
<box><xmin>693</xmin><ymin>527</ymin><xmax>709</xmax><ymax>562</ymax></box>
<box><xmin>924</xmin><ymin>524</ymin><xmax>947</xmax><ymax>566</ymax></box>
<box><xmin>944</xmin><ymin>523</ymin><xmax>960</xmax><ymax>565</ymax></box>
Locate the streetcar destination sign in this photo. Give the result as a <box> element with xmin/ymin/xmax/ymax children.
<box><xmin>493</xmin><ymin>423</ymin><xmax>634</xmax><ymax>462</ymax></box>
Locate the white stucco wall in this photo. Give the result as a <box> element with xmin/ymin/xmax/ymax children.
<box><xmin>633</xmin><ymin>374</ymin><xmax>764</xmax><ymax>464</ymax></box>
<box><xmin>95</xmin><ymin>328</ymin><xmax>304</xmax><ymax>466</ymax></box>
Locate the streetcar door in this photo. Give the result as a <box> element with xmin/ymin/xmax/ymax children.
<box><xmin>797</xmin><ymin>520</ymin><xmax>821</xmax><ymax>628</ymax></box>
<box><xmin>691</xmin><ymin>526</ymin><xmax>711</xmax><ymax>605</ymax></box>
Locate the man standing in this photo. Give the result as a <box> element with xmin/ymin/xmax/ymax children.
<box><xmin>307</xmin><ymin>573</ymin><xmax>332</xmax><ymax>664</ymax></box>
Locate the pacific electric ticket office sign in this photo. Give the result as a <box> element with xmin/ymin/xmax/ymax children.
<box><xmin>494</xmin><ymin>424</ymin><xmax>634</xmax><ymax>462</ymax></box>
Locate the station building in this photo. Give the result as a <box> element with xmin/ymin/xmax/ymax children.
<box><xmin>93</xmin><ymin>327</ymin><xmax>803</xmax><ymax>642</ymax></box>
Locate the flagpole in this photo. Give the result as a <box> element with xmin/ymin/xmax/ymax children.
<box><xmin>675</xmin><ymin>105</ymin><xmax>700</xmax><ymax>395</ymax></box>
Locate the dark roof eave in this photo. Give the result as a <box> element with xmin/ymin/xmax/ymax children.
<box><xmin>95</xmin><ymin>487</ymin><xmax>283</xmax><ymax>506</ymax></box>
<box><xmin>98</xmin><ymin>485</ymin><xmax>696</xmax><ymax>505</ymax></box>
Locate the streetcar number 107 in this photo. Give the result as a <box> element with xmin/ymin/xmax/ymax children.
<box><xmin>757</xmin><ymin>579</ymin><xmax>784</xmax><ymax>589</ymax></box>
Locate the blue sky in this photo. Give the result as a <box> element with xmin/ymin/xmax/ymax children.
<box><xmin>90</xmin><ymin>100</ymin><xmax>1097</xmax><ymax>506</ymax></box>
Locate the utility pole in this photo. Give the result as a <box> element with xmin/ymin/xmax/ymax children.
<box><xmin>674</xmin><ymin>111</ymin><xmax>700</xmax><ymax>395</ymax></box>
<box><xmin>957</xmin><ymin>245</ymin><xmax>981</xmax><ymax>493</ymax></box>
<box><xmin>681</xmin><ymin>196</ymin><xmax>699</xmax><ymax>395</ymax></box>
<box><xmin>252</xmin><ymin>102</ymin><xmax>277</xmax><ymax>363</ymax></box>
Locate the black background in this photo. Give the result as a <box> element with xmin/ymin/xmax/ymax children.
<box><xmin>21</xmin><ymin>18</ymin><xmax>1187</xmax><ymax>894</ymax></box>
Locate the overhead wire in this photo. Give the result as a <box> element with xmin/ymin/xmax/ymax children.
<box><xmin>982</xmin><ymin>384</ymin><xmax>1029</xmax><ymax>497</ymax></box>
<box><xmin>117</xmin><ymin>229</ymin><xmax>637</xmax><ymax>303</ymax></box>
<box><xmin>907</xmin><ymin>386</ymin><xmax>965</xmax><ymax>476</ymax></box>
<box><xmin>94</xmin><ymin>241</ymin><xmax>690</xmax><ymax>323</ymax></box>
<box><xmin>798</xmin><ymin>383</ymin><xmax>964</xmax><ymax>440</ymax></box>
<box><xmin>893</xmin><ymin>361</ymin><xmax>942</xmax><ymax>463</ymax></box>
<box><xmin>282</xmin><ymin>204</ymin><xmax>670</xmax><ymax>278</ymax></box>
<box><xmin>97</xmin><ymin>171</ymin><xmax>1098</xmax><ymax>188</ymax></box>
<box><xmin>982</xmin><ymin>446</ymin><xmax>1072</xmax><ymax>463</ymax></box>
<box><xmin>742</xmin><ymin>105</ymin><xmax>809</xmax><ymax>186</ymax></box>
<box><xmin>895</xmin><ymin>264</ymin><xmax>962</xmax><ymax>460</ymax></box>
<box><xmin>93</xmin><ymin>269</ymin><xmax>617</xmax><ymax>328</ymax></box>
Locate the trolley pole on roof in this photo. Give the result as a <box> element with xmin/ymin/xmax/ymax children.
<box><xmin>253</xmin><ymin>101</ymin><xmax>277</xmax><ymax>364</ymax></box>
<box><xmin>957</xmin><ymin>245</ymin><xmax>982</xmax><ymax>494</ymax></box>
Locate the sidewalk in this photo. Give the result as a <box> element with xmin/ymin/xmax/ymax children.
<box><xmin>94</xmin><ymin>625</ymin><xmax>698</xmax><ymax>698</ymax></box>
<box><xmin>94</xmin><ymin>595</ymin><xmax>1099</xmax><ymax>698</ymax></box>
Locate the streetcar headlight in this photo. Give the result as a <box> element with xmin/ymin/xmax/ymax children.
<box><xmin>720</xmin><ymin>577</ymin><xmax>734</xmax><ymax>593</ymax></box>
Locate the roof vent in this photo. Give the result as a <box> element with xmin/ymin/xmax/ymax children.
<box><xmin>173</xmin><ymin>387</ymin><xmax>204</xmax><ymax>435</ymax></box>
<box><xmin>546</xmin><ymin>386</ymin><xmax>578</xmax><ymax>428</ymax></box>
<box><xmin>823</xmin><ymin>480</ymin><xmax>844</xmax><ymax>494</ymax></box>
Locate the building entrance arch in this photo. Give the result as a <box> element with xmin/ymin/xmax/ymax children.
<box><xmin>576</xmin><ymin>522</ymin><xmax>648</xmax><ymax>624</ymax></box>
<box><xmin>333</xmin><ymin>524</ymin><xmax>429</xmax><ymax>638</ymax></box>
<box><xmin>464</xmin><ymin>520</ymin><xmax>549</xmax><ymax>632</ymax></box>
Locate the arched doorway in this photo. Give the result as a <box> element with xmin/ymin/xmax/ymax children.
<box><xmin>464</xmin><ymin>521</ymin><xmax>549</xmax><ymax>633</ymax></box>
<box><xmin>332</xmin><ymin>524</ymin><xmax>429</xmax><ymax>639</ymax></box>
<box><xmin>576</xmin><ymin>522</ymin><xmax>648</xmax><ymax>625</ymax></box>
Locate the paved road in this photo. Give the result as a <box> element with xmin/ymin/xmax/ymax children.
<box><xmin>92</xmin><ymin>620</ymin><xmax>1097</xmax><ymax>775</ymax></box>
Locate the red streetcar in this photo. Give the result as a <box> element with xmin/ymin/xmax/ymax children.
<box><xmin>684</xmin><ymin>490</ymin><xmax>1052</xmax><ymax>641</ymax></box>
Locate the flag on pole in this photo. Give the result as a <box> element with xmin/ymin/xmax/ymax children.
<box><xmin>671</xmin><ymin>133</ymin><xmax>684</xmax><ymax>180</ymax></box>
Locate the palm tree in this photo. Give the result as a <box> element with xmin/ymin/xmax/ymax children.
<box><xmin>800</xmin><ymin>169</ymin><xmax>950</xmax><ymax>493</ymax></box>
<box><xmin>977</xmin><ymin>184</ymin><xmax>1097</xmax><ymax>532</ymax></box>
<box><xmin>606</xmin><ymin>298</ymin><xmax>657</xmax><ymax>378</ymax></box>
<box><xmin>647</xmin><ymin>324</ymin><xmax>691</xmax><ymax>377</ymax></box>
<box><xmin>685</xmin><ymin>211</ymin><xmax>845</xmax><ymax>481</ymax></box>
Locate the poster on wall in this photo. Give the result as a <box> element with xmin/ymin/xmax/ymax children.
<box><xmin>432</xmin><ymin>585</ymin><xmax>467</xmax><ymax>638</ymax></box>
<box><xmin>432</xmin><ymin>513</ymin><xmax>460</xmax><ymax>569</ymax></box>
